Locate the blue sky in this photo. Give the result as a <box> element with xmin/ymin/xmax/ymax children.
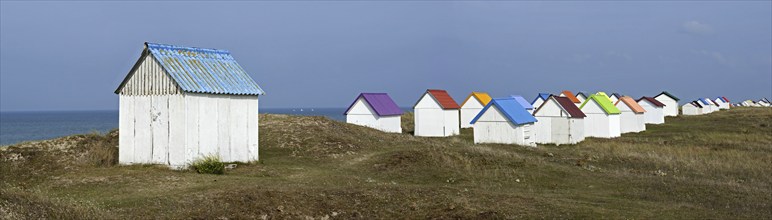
<box><xmin>1</xmin><ymin>1</ymin><xmax>770</xmax><ymax>111</ymax></box>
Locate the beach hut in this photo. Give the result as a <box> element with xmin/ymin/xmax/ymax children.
<box><xmin>608</xmin><ymin>93</ymin><xmax>622</xmax><ymax>103</ymax></box>
<box><xmin>575</xmin><ymin>92</ymin><xmax>589</xmax><ymax>104</ymax></box>
<box><xmin>699</xmin><ymin>98</ymin><xmax>715</xmax><ymax>113</ymax></box>
<box><xmin>637</xmin><ymin>97</ymin><xmax>666</xmax><ymax>124</ymax></box>
<box><xmin>654</xmin><ymin>91</ymin><xmax>680</xmax><ymax>117</ymax></box>
<box><xmin>511</xmin><ymin>95</ymin><xmax>535</xmax><ymax>113</ymax></box>
<box><xmin>759</xmin><ymin>98</ymin><xmax>771</xmax><ymax>107</ymax></box>
<box><xmin>533</xmin><ymin>96</ymin><xmax>586</xmax><ymax>144</ymax></box>
<box><xmin>615</xmin><ymin>96</ymin><xmax>646</xmax><ymax>133</ymax></box>
<box><xmin>714</xmin><ymin>97</ymin><xmax>730</xmax><ymax>109</ymax></box>
<box><xmin>579</xmin><ymin>93</ymin><xmax>622</xmax><ymax>138</ymax></box>
<box><xmin>344</xmin><ymin>93</ymin><xmax>403</xmax><ymax>133</ymax></box>
<box><xmin>470</xmin><ymin>97</ymin><xmax>537</xmax><ymax>146</ymax></box>
<box><xmin>414</xmin><ymin>89</ymin><xmax>460</xmax><ymax>137</ymax></box>
<box><xmin>741</xmin><ymin>100</ymin><xmax>756</xmax><ymax>107</ymax></box>
<box><xmin>682</xmin><ymin>101</ymin><xmax>703</xmax><ymax>115</ymax></box>
<box><xmin>531</xmin><ymin>93</ymin><xmax>551</xmax><ymax>113</ymax></box>
<box><xmin>460</xmin><ymin>92</ymin><xmax>492</xmax><ymax>128</ymax></box>
<box><xmin>706</xmin><ymin>98</ymin><xmax>721</xmax><ymax>111</ymax></box>
<box><xmin>115</xmin><ymin>42</ymin><xmax>265</xmax><ymax>168</ymax></box>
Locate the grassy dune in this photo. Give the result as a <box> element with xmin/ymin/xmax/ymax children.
<box><xmin>1</xmin><ymin>107</ymin><xmax>771</xmax><ymax>219</ymax></box>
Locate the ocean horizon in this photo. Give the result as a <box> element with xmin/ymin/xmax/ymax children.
<box><xmin>0</xmin><ymin>107</ymin><xmax>412</xmax><ymax>146</ymax></box>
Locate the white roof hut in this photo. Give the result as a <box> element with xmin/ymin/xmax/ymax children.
<box><xmin>615</xmin><ymin>96</ymin><xmax>646</xmax><ymax>133</ymax></box>
<box><xmin>579</xmin><ymin>93</ymin><xmax>622</xmax><ymax>138</ymax></box>
<box><xmin>699</xmin><ymin>98</ymin><xmax>716</xmax><ymax>113</ymax></box>
<box><xmin>460</xmin><ymin>92</ymin><xmax>492</xmax><ymax>128</ymax></box>
<box><xmin>714</xmin><ymin>97</ymin><xmax>731</xmax><ymax>109</ymax></box>
<box><xmin>530</xmin><ymin>93</ymin><xmax>551</xmax><ymax>113</ymax></box>
<box><xmin>654</xmin><ymin>91</ymin><xmax>680</xmax><ymax>116</ymax></box>
<box><xmin>575</xmin><ymin>92</ymin><xmax>589</xmax><ymax>104</ymax></box>
<box><xmin>115</xmin><ymin>42</ymin><xmax>265</xmax><ymax>168</ymax></box>
<box><xmin>682</xmin><ymin>101</ymin><xmax>704</xmax><ymax>115</ymax></box>
<box><xmin>414</xmin><ymin>89</ymin><xmax>460</xmax><ymax>137</ymax></box>
<box><xmin>704</xmin><ymin>98</ymin><xmax>720</xmax><ymax>112</ymax></box>
<box><xmin>344</xmin><ymin>93</ymin><xmax>404</xmax><ymax>133</ymax></box>
<box><xmin>608</xmin><ymin>93</ymin><xmax>622</xmax><ymax>104</ymax></box>
<box><xmin>533</xmin><ymin>95</ymin><xmax>586</xmax><ymax>145</ymax></box>
<box><xmin>471</xmin><ymin>97</ymin><xmax>537</xmax><ymax>146</ymax></box>
<box><xmin>637</xmin><ymin>97</ymin><xmax>666</xmax><ymax>124</ymax></box>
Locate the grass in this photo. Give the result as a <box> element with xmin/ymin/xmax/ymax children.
<box><xmin>1</xmin><ymin>107</ymin><xmax>771</xmax><ymax>219</ymax></box>
<box><xmin>189</xmin><ymin>155</ymin><xmax>225</xmax><ymax>174</ymax></box>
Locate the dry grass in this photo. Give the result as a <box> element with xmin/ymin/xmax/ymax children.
<box><xmin>1</xmin><ymin>107</ymin><xmax>771</xmax><ymax>219</ymax></box>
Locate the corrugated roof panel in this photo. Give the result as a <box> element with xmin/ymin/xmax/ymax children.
<box><xmin>463</xmin><ymin>92</ymin><xmax>492</xmax><ymax>107</ymax></box>
<box><xmin>510</xmin><ymin>95</ymin><xmax>534</xmax><ymax>110</ymax></box>
<box><xmin>426</xmin><ymin>89</ymin><xmax>460</xmax><ymax>109</ymax></box>
<box><xmin>553</xmin><ymin>96</ymin><xmax>587</xmax><ymax>118</ymax></box>
<box><xmin>617</xmin><ymin>96</ymin><xmax>646</xmax><ymax>113</ymax></box>
<box><xmin>145</xmin><ymin>42</ymin><xmax>265</xmax><ymax>95</ymax></box>
<box><xmin>345</xmin><ymin>93</ymin><xmax>403</xmax><ymax>116</ymax></box>
<box><xmin>560</xmin><ymin>90</ymin><xmax>581</xmax><ymax>103</ymax></box>
<box><xmin>580</xmin><ymin>94</ymin><xmax>621</xmax><ymax>114</ymax></box>
<box><xmin>470</xmin><ymin>97</ymin><xmax>537</xmax><ymax>125</ymax></box>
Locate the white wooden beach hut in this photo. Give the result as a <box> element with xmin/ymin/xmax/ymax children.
<box><xmin>699</xmin><ymin>98</ymin><xmax>716</xmax><ymax>113</ymax></box>
<box><xmin>705</xmin><ymin>98</ymin><xmax>720</xmax><ymax>112</ymax></box>
<box><xmin>115</xmin><ymin>42</ymin><xmax>265</xmax><ymax>168</ymax></box>
<box><xmin>714</xmin><ymin>97</ymin><xmax>730</xmax><ymax>110</ymax></box>
<box><xmin>414</xmin><ymin>89</ymin><xmax>460</xmax><ymax>137</ymax></box>
<box><xmin>682</xmin><ymin>101</ymin><xmax>703</xmax><ymax>115</ymax></box>
<box><xmin>460</xmin><ymin>92</ymin><xmax>492</xmax><ymax>128</ymax></box>
<box><xmin>531</xmin><ymin>93</ymin><xmax>551</xmax><ymax>113</ymax></box>
<box><xmin>579</xmin><ymin>93</ymin><xmax>622</xmax><ymax>138</ymax></box>
<box><xmin>638</xmin><ymin>97</ymin><xmax>666</xmax><ymax>124</ymax></box>
<box><xmin>344</xmin><ymin>93</ymin><xmax>403</xmax><ymax>133</ymax></box>
<box><xmin>533</xmin><ymin>96</ymin><xmax>586</xmax><ymax>145</ymax></box>
<box><xmin>615</xmin><ymin>96</ymin><xmax>646</xmax><ymax>133</ymax></box>
<box><xmin>608</xmin><ymin>93</ymin><xmax>622</xmax><ymax>104</ymax></box>
<box><xmin>471</xmin><ymin>97</ymin><xmax>537</xmax><ymax>146</ymax></box>
<box><xmin>575</xmin><ymin>92</ymin><xmax>589</xmax><ymax>105</ymax></box>
<box><xmin>654</xmin><ymin>91</ymin><xmax>680</xmax><ymax>117</ymax></box>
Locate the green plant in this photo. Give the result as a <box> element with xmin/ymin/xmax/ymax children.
<box><xmin>189</xmin><ymin>155</ymin><xmax>225</xmax><ymax>174</ymax></box>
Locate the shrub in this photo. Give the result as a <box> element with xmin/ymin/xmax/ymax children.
<box><xmin>190</xmin><ymin>155</ymin><xmax>225</xmax><ymax>174</ymax></box>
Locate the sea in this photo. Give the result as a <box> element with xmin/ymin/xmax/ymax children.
<box><xmin>0</xmin><ymin>107</ymin><xmax>410</xmax><ymax>146</ymax></box>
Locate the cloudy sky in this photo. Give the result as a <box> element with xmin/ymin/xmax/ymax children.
<box><xmin>1</xmin><ymin>1</ymin><xmax>770</xmax><ymax>111</ymax></box>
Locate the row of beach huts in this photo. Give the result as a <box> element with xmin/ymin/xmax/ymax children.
<box><xmin>113</xmin><ymin>42</ymin><xmax>768</xmax><ymax>168</ymax></box>
<box><xmin>344</xmin><ymin>90</ymin><xmax>767</xmax><ymax>146</ymax></box>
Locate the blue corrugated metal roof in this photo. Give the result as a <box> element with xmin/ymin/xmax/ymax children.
<box><xmin>145</xmin><ymin>42</ymin><xmax>265</xmax><ymax>95</ymax></box>
<box><xmin>510</xmin><ymin>95</ymin><xmax>534</xmax><ymax>110</ymax></box>
<box><xmin>470</xmin><ymin>98</ymin><xmax>537</xmax><ymax>125</ymax></box>
<box><xmin>698</xmin><ymin>98</ymin><xmax>710</xmax><ymax>105</ymax></box>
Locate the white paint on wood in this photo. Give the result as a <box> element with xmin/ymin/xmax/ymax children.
<box><xmin>615</xmin><ymin>101</ymin><xmax>646</xmax><ymax>133</ymax></box>
<box><xmin>118</xmin><ymin>96</ymin><xmax>135</xmax><ymax>164</ymax></box>
<box><xmin>534</xmin><ymin>98</ymin><xmax>585</xmax><ymax>144</ymax></box>
<box><xmin>460</xmin><ymin>98</ymin><xmax>484</xmax><ymax>128</ymax></box>
<box><xmin>168</xmin><ymin>95</ymin><xmax>185</xmax><ymax>167</ymax></box>
<box><xmin>346</xmin><ymin>97</ymin><xmax>402</xmax><ymax>133</ymax></box>
<box><xmin>581</xmin><ymin>99</ymin><xmax>621</xmax><ymax>138</ymax></box>
<box><xmin>134</xmin><ymin>96</ymin><xmax>153</xmax><ymax>163</ymax></box>
<box><xmin>638</xmin><ymin>100</ymin><xmax>665</xmax><ymax>124</ymax></box>
<box><xmin>654</xmin><ymin>95</ymin><xmax>679</xmax><ymax>116</ymax></box>
<box><xmin>151</xmin><ymin>95</ymin><xmax>169</xmax><ymax>164</ymax></box>
<box><xmin>218</xmin><ymin>96</ymin><xmax>231</xmax><ymax>161</ymax></box>
<box><xmin>473</xmin><ymin>105</ymin><xmax>536</xmax><ymax>146</ymax></box>
<box><xmin>248</xmin><ymin>98</ymin><xmax>259</xmax><ymax>161</ymax></box>
<box><xmin>414</xmin><ymin>93</ymin><xmax>460</xmax><ymax>137</ymax></box>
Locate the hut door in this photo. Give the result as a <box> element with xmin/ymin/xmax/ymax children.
<box><xmin>552</xmin><ymin>119</ymin><xmax>570</xmax><ymax>143</ymax></box>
